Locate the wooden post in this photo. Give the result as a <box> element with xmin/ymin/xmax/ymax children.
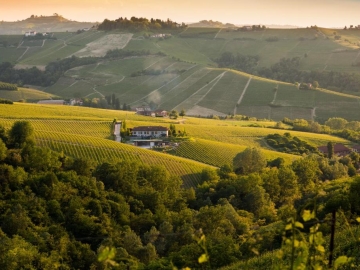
<box><xmin>328</xmin><ymin>210</ymin><xmax>336</xmax><ymax>268</ymax></box>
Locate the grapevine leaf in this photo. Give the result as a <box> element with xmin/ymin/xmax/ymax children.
<box><xmin>295</xmin><ymin>221</ymin><xmax>304</xmax><ymax>229</ymax></box>
<box><xmin>302</xmin><ymin>210</ymin><xmax>314</xmax><ymax>221</ymax></box>
<box><xmin>285</xmin><ymin>223</ymin><xmax>292</xmax><ymax>230</ymax></box>
<box><xmin>316</xmin><ymin>245</ymin><xmax>325</xmax><ymax>253</ymax></box>
<box><xmin>334</xmin><ymin>256</ymin><xmax>349</xmax><ymax>269</ymax></box>
<box><xmin>198</xmin><ymin>254</ymin><xmax>209</xmax><ymax>264</ymax></box>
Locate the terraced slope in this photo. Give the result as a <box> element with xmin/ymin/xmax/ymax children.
<box><xmin>0</xmin><ymin>103</ymin><xmax>352</xmax><ymax>187</ymax></box>
<box><xmin>0</xmin><ymin>87</ymin><xmax>56</xmax><ymax>101</ymax></box>
<box><xmin>0</xmin><ymin>117</ymin><xmax>208</xmax><ymax>187</ymax></box>
<box><xmin>47</xmin><ymin>54</ymin><xmax>360</xmax><ymax>121</ymax></box>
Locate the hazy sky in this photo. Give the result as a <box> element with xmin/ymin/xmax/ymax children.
<box><xmin>1</xmin><ymin>0</ymin><xmax>360</xmax><ymax>27</ymax></box>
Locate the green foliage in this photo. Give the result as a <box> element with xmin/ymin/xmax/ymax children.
<box><xmin>98</xmin><ymin>17</ymin><xmax>186</xmax><ymax>31</ymax></box>
<box><xmin>0</xmin><ymin>98</ymin><xmax>13</xmax><ymax>104</ymax></box>
<box><xmin>266</xmin><ymin>133</ymin><xmax>320</xmax><ymax>155</ymax></box>
<box><xmin>0</xmin><ymin>81</ymin><xmax>17</xmax><ymax>91</ymax></box>
<box><xmin>215</xmin><ymin>52</ymin><xmax>259</xmax><ymax>73</ymax></box>
<box><xmin>8</xmin><ymin>120</ymin><xmax>34</xmax><ymax>148</ymax></box>
<box><xmin>233</xmin><ymin>147</ymin><xmax>267</xmax><ymax>174</ymax></box>
<box><xmin>169</xmin><ymin>110</ymin><xmax>178</xmax><ymax>119</ymax></box>
<box><xmin>325</xmin><ymin>117</ymin><xmax>348</xmax><ymax>130</ymax></box>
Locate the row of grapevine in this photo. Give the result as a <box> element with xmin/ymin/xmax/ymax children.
<box><xmin>0</xmin><ymin>81</ymin><xmax>18</xmax><ymax>91</ymax></box>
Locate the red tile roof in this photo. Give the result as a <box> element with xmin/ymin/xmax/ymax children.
<box><xmin>318</xmin><ymin>143</ymin><xmax>351</xmax><ymax>154</ymax></box>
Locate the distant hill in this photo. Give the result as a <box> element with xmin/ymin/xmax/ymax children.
<box><xmin>189</xmin><ymin>20</ymin><xmax>236</xmax><ymax>28</ymax></box>
<box><xmin>0</xmin><ymin>15</ymin><xmax>95</xmax><ymax>34</ymax></box>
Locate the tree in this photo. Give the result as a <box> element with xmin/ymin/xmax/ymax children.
<box><xmin>233</xmin><ymin>147</ymin><xmax>267</xmax><ymax>174</ymax></box>
<box><xmin>169</xmin><ymin>110</ymin><xmax>178</xmax><ymax>119</ymax></box>
<box><xmin>312</xmin><ymin>81</ymin><xmax>319</xmax><ymax>89</ymax></box>
<box><xmin>327</xmin><ymin>142</ymin><xmax>334</xmax><ymax>159</ymax></box>
<box><xmin>325</xmin><ymin>117</ymin><xmax>348</xmax><ymax>130</ymax></box>
<box><xmin>9</xmin><ymin>121</ymin><xmax>34</xmax><ymax>148</ymax></box>
<box><xmin>179</xmin><ymin>109</ymin><xmax>185</xmax><ymax>118</ymax></box>
<box><xmin>115</xmin><ymin>98</ymin><xmax>120</xmax><ymax>110</ymax></box>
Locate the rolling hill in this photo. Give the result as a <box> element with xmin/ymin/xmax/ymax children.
<box><xmin>0</xmin><ymin>103</ymin><xmax>352</xmax><ymax>188</ymax></box>
<box><xmin>0</xmin><ymin>15</ymin><xmax>94</xmax><ymax>35</ymax></box>
<box><xmin>46</xmin><ymin>56</ymin><xmax>360</xmax><ymax>121</ymax></box>
<box><xmin>1</xmin><ymin>26</ymin><xmax>360</xmax><ymax>121</ymax></box>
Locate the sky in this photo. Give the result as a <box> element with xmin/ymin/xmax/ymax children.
<box><xmin>1</xmin><ymin>0</ymin><xmax>360</xmax><ymax>27</ymax></box>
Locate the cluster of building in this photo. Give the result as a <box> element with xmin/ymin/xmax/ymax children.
<box><xmin>318</xmin><ymin>143</ymin><xmax>360</xmax><ymax>157</ymax></box>
<box><xmin>135</xmin><ymin>106</ymin><xmax>168</xmax><ymax>117</ymax></box>
<box><xmin>24</xmin><ymin>31</ymin><xmax>49</xmax><ymax>37</ymax></box>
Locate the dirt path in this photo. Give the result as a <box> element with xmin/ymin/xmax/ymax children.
<box><xmin>144</xmin><ymin>57</ymin><xmax>165</xmax><ymax>70</ymax></box>
<box><xmin>233</xmin><ymin>76</ymin><xmax>252</xmax><ymax>115</ymax></box>
<box><xmin>17</xmin><ymin>41</ymin><xmax>24</xmax><ymax>48</ymax></box>
<box><xmin>214</xmin><ymin>28</ymin><xmax>222</xmax><ymax>39</ymax></box>
<box><xmin>158</xmin><ymin>67</ymin><xmax>210</xmax><ymax>107</ymax></box>
<box><xmin>173</xmin><ymin>71</ymin><xmax>226</xmax><ymax>110</ymax></box>
<box><xmin>93</xmin><ymin>86</ymin><xmax>105</xmax><ymax>98</ymax></box>
<box><xmin>17</xmin><ymin>47</ymin><xmax>29</xmax><ymax>61</ymax></box>
<box><xmin>311</xmin><ymin>107</ymin><xmax>317</xmax><ymax>121</ymax></box>
<box><xmin>128</xmin><ymin>75</ymin><xmax>181</xmax><ymax>105</ymax></box>
<box><xmin>194</xmin><ymin>72</ymin><xmax>226</xmax><ymax>105</ymax></box>
<box><xmin>271</xmin><ymin>87</ymin><xmax>278</xmax><ymax>104</ymax></box>
<box><xmin>68</xmin><ymin>81</ymin><xmax>78</xmax><ymax>87</ymax></box>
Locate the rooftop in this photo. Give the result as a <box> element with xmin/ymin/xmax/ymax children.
<box><xmin>132</xmin><ymin>126</ymin><xmax>168</xmax><ymax>131</ymax></box>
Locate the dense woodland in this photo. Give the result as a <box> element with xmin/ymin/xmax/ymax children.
<box><xmin>215</xmin><ymin>53</ymin><xmax>360</xmax><ymax>92</ymax></box>
<box><xmin>0</xmin><ymin>121</ymin><xmax>359</xmax><ymax>269</ymax></box>
<box><xmin>98</xmin><ymin>17</ymin><xmax>187</xmax><ymax>32</ymax></box>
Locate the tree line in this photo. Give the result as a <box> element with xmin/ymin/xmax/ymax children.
<box><xmin>0</xmin><ymin>81</ymin><xmax>17</xmax><ymax>91</ymax></box>
<box><xmin>98</xmin><ymin>16</ymin><xmax>187</xmax><ymax>32</ymax></box>
<box><xmin>0</xmin><ymin>121</ymin><xmax>359</xmax><ymax>268</ymax></box>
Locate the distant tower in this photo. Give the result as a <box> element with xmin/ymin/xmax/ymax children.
<box><xmin>113</xmin><ymin>121</ymin><xmax>122</xmax><ymax>142</ymax></box>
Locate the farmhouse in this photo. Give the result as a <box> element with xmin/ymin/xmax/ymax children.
<box><xmin>318</xmin><ymin>143</ymin><xmax>351</xmax><ymax>157</ymax></box>
<box><xmin>37</xmin><ymin>100</ymin><xmax>65</xmax><ymax>105</ymax></box>
<box><xmin>154</xmin><ymin>110</ymin><xmax>168</xmax><ymax>117</ymax></box>
<box><xmin>135</xmin><ymin>106</ymin><xmax>168</xmax><ymax>117</ymax></box>
<box><xmin>25</xmin><ymin>31</ymin><xmax>37</xmax><ymax>37</ymax></box>
<box><xmin>132</xmin><ymin>126</ymin><xmax>168</xmax><ymax>138</ymax></box>
<box><xmin>299</xmin><ymin>83</ymin><xmax>312</xmax><ymax>90</ymax></box>
<box><xmin>69</xmin><ymin>98</ymin><xmax>83</xmax><ymax>106</ymax></box>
